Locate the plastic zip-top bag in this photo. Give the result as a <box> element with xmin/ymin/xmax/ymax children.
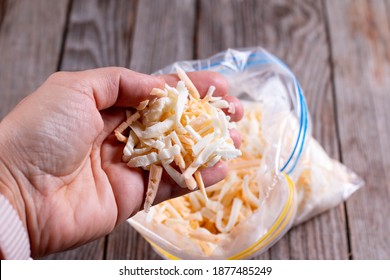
<box><xmin>127</xmin><ymin>47</ymin><xmax>363</xmax><ymax>259</ymax></box>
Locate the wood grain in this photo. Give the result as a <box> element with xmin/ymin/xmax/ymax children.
<box><xmin>1</xmin><ymin>0</ymin><xmax>386</xmax><ymax>261</ymax></box>
<box><xmin>106</xmin><ymin>223</ymin><xmax>161</xmax><ymax>260</ymax></box>
<box><xmin>43</xmin><ymin>239</ymin><xmax>106</xmax><ymax>260</ymax></box>
<box><xmin>0</xmin><ymin>0</ymin><xmax>70</xmax><ymax>119</ymax></box>
<box><xmin>106</xmin><ymin>0</ymin><xmax>196</xmax><ymax>260</ymax></box>
<box><xmin>325</xmin><ymin>0</ymin><xmax>390</xmax><ymax>259</ymax></box>
<box><xmin>60</xmin><ymin>0</ymin><xmax>135</xmax><ymax>71</ymax></box>
<box><xmin>129</xmin><ymin>0</ymin><xmax>196</xmax><ymax>73</ymax></box>
<box><xmin>43</xmin><ymin>0</ymin><xmax>137</xmax><ymax>260</ymax></box>
<box><xmin>0</xmin><ymin>0</ymin><xmax>7</xmax><ymax>27</ymax></box>
<box><xmin>198</xmin><ymin>0</ymin><xmax>348</xmax><ymax>259</ymax></box>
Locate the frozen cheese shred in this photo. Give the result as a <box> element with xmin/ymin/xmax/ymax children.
<box><xmin>114</xmin><ymin>67</ymin><xmax>241</xmax><ymax>212</ymax></box>
<box><xmin>147</xmin><ymin>102</ymin><xmax>267</xmax><ymax>256</ymax></box>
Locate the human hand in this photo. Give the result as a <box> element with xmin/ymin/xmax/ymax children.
<box><xmin>0</xmin><ymin>67</ymin><xmax>243</xmax><ymax>257</ymax></box>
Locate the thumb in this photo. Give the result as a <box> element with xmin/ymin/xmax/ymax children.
<box><xmin>47</xmin><ymin>67</ymin><xmax>165</xmax><ymax>110</ymax></box>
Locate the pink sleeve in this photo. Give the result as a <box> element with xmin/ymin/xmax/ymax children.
<box><xmin>0</xmin><ymin>194</ymin><xmax>31</xmax><ymax>259</ymax></box>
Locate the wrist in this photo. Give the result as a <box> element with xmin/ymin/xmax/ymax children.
<box><xmin>0</xmin><ymin>193</ymin><xmax>31</xmax><ymax>259</ymax></box>
<box><xmin>0</xmin><ymin>122</ymin><xmax>34</xmax><ymax>257</ymax></box>
<box><xmin>0</xmin><ymin>160</ymin><xmax>27</xmax><ymax>228</ymax></box>
<box><xmin>0</xmin><ymin>142</ymin><xmax>31</xmax><ymax>259</ymax></box>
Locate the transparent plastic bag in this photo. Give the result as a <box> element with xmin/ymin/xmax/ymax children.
<box><xmin>293</xmin><ymin>138</ymin><xmax>364</xmax><ymax>225</ymax></box>
<box><xmin>128</xmin><ymin>47</ymin><xmax>363</xmax><ymax>259</ymax></box>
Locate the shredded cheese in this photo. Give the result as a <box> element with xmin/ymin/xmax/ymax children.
<box><xmin>114</xmin><ymin>67</ymin><xmax>241</xmax><ymax>212</ymax></box>
<box><xmin>146</xmin><ymin>102</ymin><xmax>268</xmax><ymax>255</ymax></box>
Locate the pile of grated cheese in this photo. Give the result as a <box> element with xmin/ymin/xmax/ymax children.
<box><xmin>114</xmin><ymin>68</ymin><xmax>241</xmax><ymax>212</ymax></box>
<box><xmin>145</xmin><ymin>102</ymin><xmax>267</xmax><ymax>255</ymax></box>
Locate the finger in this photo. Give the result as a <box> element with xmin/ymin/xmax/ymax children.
<box><xmin>48</xmin><ymin>67</ymin><xmax>165</xmax><ymax>110</ymax></box>
<box><xmin>221</xmin><ymin>96</ymin><xmax>244</xmax><ymax>122</ymax></box>
<box><xmin>103</xmin><ymin>135</ymin><xmax>228</xmax><ymax>216</ymax></box>
<box><xmin>101</xmin><ymin>134</ymin><xmax>146</xmax><ymax>224</ymax></box>
<box><xmin>151</xmin><ymin>174</ymin><xmax>189</xmax><ymax>206</ymax></box>
<box><xmin>229</xmin><ymin>128</ymin><xmax>242</xmax><ymax>149</ymax></box>
<box><xmin>151</xmin><ymin>161</ymin><xmax>228</xmax><ymax>207</ymax></box>
<box><xmin>93</xmin><ymin>108</ymin><xmax>128</xmax><ymax>149</ymax></box>
<box><xmin>100</xmin><ymin>108</ymin><xmax>126</xmax><ymax>136</ymax></box>
<box><xmin>201</xmin><ymin>161</ymin><xmax>229</xmax><ymax>186</ymax></box>
<box><xmin>160</xmin><ymin>72</ymin><xmax>244</xmax><ymax>122</ymax></box>
<box><xmin>159</xmin><ymin>71</ymin><xmax>229</xmax><ymax>98</ymax></box>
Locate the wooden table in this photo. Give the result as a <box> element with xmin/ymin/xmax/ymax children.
<box><xmin>0</xmin><ymin>0</ymin><xmax>389</xmax><ymax>260</ymax></box>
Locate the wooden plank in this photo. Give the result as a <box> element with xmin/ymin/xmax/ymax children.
<box><xmin>0</xmin><ymin>0</ymin><xmax>7</xmax><ymax>26</ymax></box>
<box><xmin>43</xmin><ymin>240</ymin><xmax>106</xmax><ymax>260</ymax></box>
<box><xmin>105</xmin><ymin>0</ymin><xmax>196</xmax><ymax>260</ymax></box>
<box><xmin>106</xmin><ymin>223</ymin><xmax>161</xmax><ymax>260</ymax></box>
<box><xmin>61</xmin><ymin>0</ymin><xmax>135</xmax><ymax>71</ymax></box>
<box><xmin>0</xmin><ymin>0</ymin><xmax>70</xmax><ymax>119</ymax></box>
<box><xmin>43</xmin><ymin>0</ymin><xmax>136</xmax><ymax>260</ymax></box>
<box><xmin>325</xmin><ymin>0</ymin><xmax>390</xmax><ymax>259</ymax></box>
<box><xmin>129</xmin><ymin>0</ymin><xmax>196</xmax><ymax>73</ymax></box>
<box><xmin>198</xmin><ymin>0</ymin><xmax>349</xmax><ymax>259</ymax></box>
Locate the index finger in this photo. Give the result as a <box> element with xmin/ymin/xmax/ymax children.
<box><xmin>160</xmin><ymin>71</ymin><xmax>244</xmax><ymax>122</ymax></box>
